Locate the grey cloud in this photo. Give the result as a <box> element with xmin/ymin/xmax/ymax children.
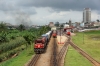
<box><xmin>97</xmin><ymin>11</ymin><xmax>100</xmax><ymax>15</ymax></box>
<box><xmin>1</xmin><ymin>0</ymin><xmax>100</xmax><ymax>13</ymax></box>
<box><xmin>0</xmin><ymin>0</ymin><xmax>37</xmax><ymax>26</ymax></box>
<box><xmin>0</xmin><ymin>0</ymin><xmax>18</xmax><ymax>11</ymax></box>
<box><xmin>0</xmin><ymin>0</ymin><xmax>36</xmax><ymax>15</ymax></box>
<box><xmin>18</xmin><ymin>0</ymin><xmax>100</xmax><ymax>11</ymax></box>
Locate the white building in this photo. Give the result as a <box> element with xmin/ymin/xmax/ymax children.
<box><xmin>49</xmin><ymin>22</ymin><xmax>54</xmax><ymax>27</ymax></box>
<box><xmin>83</xmin><ymin>8</ymin><xmax>91</xmax><ymax>23</ymax></box>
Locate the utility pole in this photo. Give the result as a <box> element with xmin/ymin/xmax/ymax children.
<box><xmin>60</xmin><ymin>25</ymin><xmax>61</xmax><ymax>44</ymax></box>
<box><xmin>83</xmin><ymin>23</ymin><xmax>84</xmax><ymax>44</ymax></box>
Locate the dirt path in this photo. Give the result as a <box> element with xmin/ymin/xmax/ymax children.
<box><xmin>35</xmin><ymin>37</ymin><xmax>54</xmax><ymax>66</ymax></box>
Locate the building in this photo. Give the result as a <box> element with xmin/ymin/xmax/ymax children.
<box><xmin>93</xmin><ymin>22</ymin><xmax>100</xmax><ymax>27</ymax></box>
<box><xmin>49</xmin><ymin>22</ymin><xmax>54</xmax><ymax>27</ymax></box>
<box><xmin>55</xmin><ymin>22</ymin><xmax>59</xmax><ymax>27</ymax></box>
<box><xmin>83</xmin><ymin>8</ymin><xmax>91</xmax><ymax>23</ymax></box>
<box><xmin>69</xmin><ymin>20</ymin><xmax>72</xmax><ymax>27</ymax></box>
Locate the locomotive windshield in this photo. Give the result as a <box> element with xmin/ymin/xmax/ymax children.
<box><xmin>35</xmin><ymin>39</ymin><xmax>42</xmax><ymax>43</ymax></box>
<box><xmin>36</xmin><ymin>40</ymin><xmax>42</xmax><ymax>43</ymax></box>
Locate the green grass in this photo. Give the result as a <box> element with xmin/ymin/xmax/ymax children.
<box><xmin>0</xmin><ymin>45</ymin><xmax>26</xmax><ymax>62</ymax></box>
<box><xmin>64</xmin><ymin>30</ymin><xmax>100</xmax><ymax>66</ymax></box>
<box><xmin>72</xmin><ymin>30</ymin><xmax>100</xmax><ymax>62</ymax></box>
<box><xmin>84</xmin><ymin>30</ymin><xmax>100</xmax><ymax>34</ymax></box>
<box><xmin>0</xmin><ymin>45</ymin><xmax>34</xmax><ymax>66</ymax></box>
<box><xmin>64</xmin><ymin>46</ymin><xmax>93</xmax><ymax>66</ymax></box>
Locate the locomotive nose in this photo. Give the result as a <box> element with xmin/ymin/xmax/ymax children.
<box><xmin>38</xmin><ymin>45</ymin><xmax>40</xmax><ymax>48</ymax></box>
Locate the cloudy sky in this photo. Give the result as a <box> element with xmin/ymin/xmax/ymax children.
<box><xmin>0</xmin><ymin>0</ymin><xmax>100</xmax><ymax>26</ymax></box>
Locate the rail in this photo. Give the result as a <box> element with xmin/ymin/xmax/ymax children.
<box><xmin>27</xmin><ymin>54</ymin><xmax>40</xmax><ymax>66</ymax></box>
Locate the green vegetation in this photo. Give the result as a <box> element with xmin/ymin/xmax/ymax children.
<box><xmin>0</xmin><ymin>37</ymin><xmax>25</xmax><ymax>53</ymax></box>
<box><xmin>0</xmin><ymin>46</ymin><xmax>34</xmax><ymax>66</ymax></box>
<box><xmin>18</xmin><ymin>24</ymin><xmax>25</xmax><ymax>31</ymax></box>
<box><xmin>0</xmin><ymin>22</ymin><xmax>7</xmax><ymax>32</ymax></box>
<box><xmin>64</xmin><ymin>46</ymin><xmax>92</xmax><ymax>66</ymax></box>
<box><xmin>0</xmin><ymin>22</ymin><xmax>50</xmax><ymax>65</ymax></box>
<box><xmin>84</xmin><ymin>30</ymin><xmax>100</xmax><ymax>34</ymax></box>
<box><xmin>0</xmin><ymin>45</ymin><xmax>25</xmax><ymax>62</ymax></box>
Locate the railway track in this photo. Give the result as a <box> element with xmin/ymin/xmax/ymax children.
<box><xmin>64</xmin><ymin>32</ymin><xmax>100</xmax><ymax>66</ymax></box>
<box><xmin>27</xmin><ymin>31</ymin><xmax>100</xmax><ymax>66</ymax></box>
<box><xmin>50</xmin><ymin>32</ymin><xmax>70</xmax><ymax>66</ymax></box>
<box><xmin>56</xmin><ymin>31</ymin><xmax>69</xmax><ymax>66</ymax></box>
<box><xmin>50</xmin><ymin>38</ymin><xmax>58</xmax><ymax>66</ymax></box>
<box><xmin>69</xmin><ymin>41</ymin><xmax>100</xmax><ymax>66</ymax></box>
<box><xmin>27</xmin><ymin>54</ymin><xmax>40</xmax><ymax>66</ymax></box>
<box><xmin>57</xmin><ymin>41</ymin><xmax>69</xmax><ymax>66</ymax></box>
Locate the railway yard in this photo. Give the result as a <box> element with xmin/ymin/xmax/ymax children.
<box><xmin>1</xmin><ymin>1</ymin><xmax>100</xmax><ymax>66</ymax></box>
<box><xmin>26</xmin><ymin>31</ymin><xmax>100</xmax><ymax>66</ymax></box>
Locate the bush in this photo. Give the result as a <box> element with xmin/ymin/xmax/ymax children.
<box><xmin>0</xmin><ymin>37</ymin><xmax>26</xmax><ymax>54</ymax></box>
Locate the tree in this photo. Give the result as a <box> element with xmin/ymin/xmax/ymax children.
<box><xmin>97</xmin><ymin>19</ymin><xmax>100</xmax><ymax>22</ymax></box>
<box><xmin>0</xmin><ymin>21</ymin><xmax>7</xmax><ymax>32</ymax></box>
<box><xmin>18</xmin><ymin>24</ymin><xmax>25</xmax><ymax>31</ymax></box>
<box><xmin>66</xmin><ymin>22</ymin><xmax>69</xmax><ymax>24</ymax></box>
<box><xmin>60</xmin><ymin>24</ymin><xmax>64</xmax><ymax>28</ymax></box>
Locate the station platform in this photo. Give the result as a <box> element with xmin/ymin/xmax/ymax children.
<box><xmin>57</xmin><ymin>35</ymin><xmax>67</xmax><ymax>44</ymax></box>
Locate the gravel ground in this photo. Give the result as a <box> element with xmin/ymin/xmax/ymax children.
<box><xmin>57</xmin><ymin>35</ymin><xmax>68</xmax><ymax>66</ymax></box>
<box><xmin>57</xmin><ymin>35</ymin><xmax>67</xmax><ymax>52</ymax></box>
<box><xmin>71</xmin><ymin>33</ymin><xmax>76</xmax><ymax>36</ymax></box>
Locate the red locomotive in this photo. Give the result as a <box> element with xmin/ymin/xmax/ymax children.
<box><xmin>34</xmin><ymin>31</ymin><xmax>52</xmax><ymax>54</ymax></box>
<box><xmin>66</xmin><ymin>31</ymin><xmax>71</xmax><ymax>36</ymax></box>
<box><xmin>52</xmin><ymin>30</ymin><xmax>57</xmax><ymax>38</ymax></box>
<box><xmin>34</xmin><ymin>37</ymin><xmax>47</xmax><ymax>53</ymax></box>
